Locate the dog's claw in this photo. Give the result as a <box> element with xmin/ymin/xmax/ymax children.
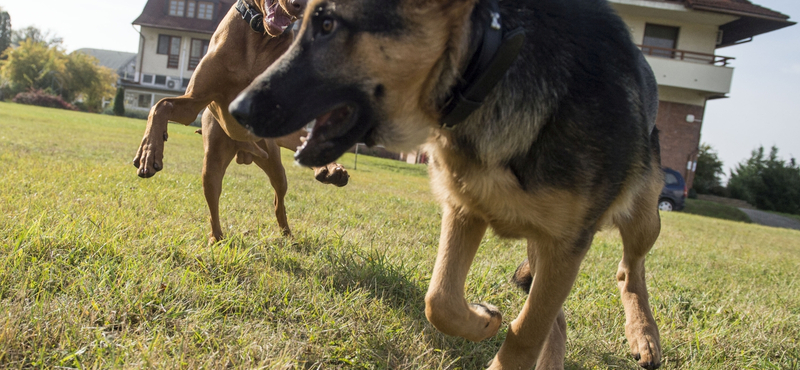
<box><xmin>628</xmin><ymin>329</ymin><xmax>661</xmax><ymax>370</ymax></box>
<box><xmin>470</xmin><ymin>303</ymin><xmax>503</xmax><ymax>340</ymax></box>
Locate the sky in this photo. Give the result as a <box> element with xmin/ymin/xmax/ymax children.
<box><xmin>1</xmin><ymin>0</ymin><xmax>798</xmax><ymax>177</ymax></box>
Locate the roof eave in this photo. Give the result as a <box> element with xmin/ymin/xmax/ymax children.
<box><xmin>132</xmin><ymin>21</ymin><xmax>215</xmax><ymax>35</ymax></box>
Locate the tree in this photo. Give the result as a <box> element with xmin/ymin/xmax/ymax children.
<box><xmin>0</xmin><ymin>8</ymin><xmax>11</xmax><ymax>58</ymax></box>
<box><xmin>62</xmin><ymin>51</ymin><xmax>117</xmax><ymax>112</ymax></box>
<box><xmin>11</xmin><ymin>26</ymin><xmax>62</xmax><ymax>47</ymax></box>
<box><xmin>113</xmin><ymin>87</ymin><xmax>125</xmax><ymax>116</ymax></box>
<box><xmin>0</xmin><ymin>39</ymin><xmax>67</xmax><ymax>96</ymax></box>
<box><xmin>0</xmin><ymin>39</ymin><xmax>117</xmax><ymax>112</ymax></box>
<box><xmin>693</xmin><ymin>143</ymin><xmax>725</xmax><ymax>195</ymax></box>
<box><xmin>728</xmin><ymin>146</ymin><xmax>800</xmax><ymax>215</ymax></box>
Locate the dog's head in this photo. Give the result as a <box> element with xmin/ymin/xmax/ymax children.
<box><xmin>231</xmin><ymin>0</ymin><xmax>478</xmax><ymax>166</ymax></box>
<box><xmin>260</xmin><ymin>0</ymin><xmax>309</xmax><ymax>36</ymax></box>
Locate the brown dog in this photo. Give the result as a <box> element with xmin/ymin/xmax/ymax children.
<box><xmin>133</xmin><ymin>0</ymin><xmax>348</xmax><ymax>241</ymax></box>
<box><xmin>231</xmin><ymin>0</ymin><xmax>664</xmax><ymax>368</ymax></box>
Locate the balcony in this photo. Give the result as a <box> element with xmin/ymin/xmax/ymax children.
<box><xmin>638</xmin><ymin>45</ymin><xmax>735</xmax><ymax>67</ymax></box>
<box><xmin>638</xmin><ymin>45</ymin><xmax>734</xmax><ymax>95</ymax></box>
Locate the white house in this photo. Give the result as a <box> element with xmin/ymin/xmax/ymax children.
<box><xmin>609</xmin><ymin>0</ymin><xmax>793</xmax><ymax>187</ymax></box>
<box><xmin>123</xmin><ymin>0</ymin><xmax>233</xmax><ymax>112</ymax></box>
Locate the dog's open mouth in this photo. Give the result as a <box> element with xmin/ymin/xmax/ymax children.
<box><xmin>296</xmin><ymin>104</ymin><xmax>369</xmax><ymax>167</ymax></box>
<box><xmin>265</xmin><ymin>0</ymin><xmax>293</xmax><ymax>35</ymax></box>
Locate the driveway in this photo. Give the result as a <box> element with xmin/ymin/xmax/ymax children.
<box><xmin>739</xmin><ymin>208</ymin><xmax>800</xmax><ymax>231</ymax></box>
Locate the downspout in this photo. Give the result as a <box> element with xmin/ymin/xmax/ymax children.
<box><xmin>685</xmin><ymin>148</ymin><xmax>699</xmax><ymax>190</ymax></box>
<box><xmin>132</xmin><ymin>24</ymin><xmax>146</xmax><ymax>84</ymax></box>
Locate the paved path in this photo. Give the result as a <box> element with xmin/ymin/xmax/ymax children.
<box><xmin>739</xmin><ymin>208</ymin><xmax>800</xmax><ymax>231</ymax></box>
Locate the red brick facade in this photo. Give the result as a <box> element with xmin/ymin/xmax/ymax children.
<box><xmin>656</xmin><ymin>101</ymin><xmax>705</xmax><ymax>188</ymax></box>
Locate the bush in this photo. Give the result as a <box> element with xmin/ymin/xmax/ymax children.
<box><xmin>113</xmin><ymin>87</ymin><xmax>125</xmax><ymax>116</ymax></box>
<box><xmin>12</xmin><ymin>89</ymin><xmax>77</xmax><ymax>110</ymax></box>
<box><xmin>694</xmin><ymin>143</ymin><xmax>724</xmax><ymax>194</ymax></box>
<box><xmin>728</xmin><ymin>146</ymin><xmax>800</xmax><ymax>215</ymax></box>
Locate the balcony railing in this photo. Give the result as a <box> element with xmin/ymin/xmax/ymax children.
<box><xmin>637</xmin><ymin>45</ymin><xmax>734</xmax><ymax>67</ymax></box>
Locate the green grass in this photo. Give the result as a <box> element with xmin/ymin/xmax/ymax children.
<box><xmin>1</xmin><ymin>101</ymin><xmax>799</xmax><ymax>369</ymax></box>
<box><xmin>682</xmin><ymin>199</ymin><xmax>752</xmax><ymax>223</ymax></box>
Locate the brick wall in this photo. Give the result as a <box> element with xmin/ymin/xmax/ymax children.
<box><xmin>656</xmin><ymin>100</ymin><xmax>706</xmax><ymax>189</ymax></box>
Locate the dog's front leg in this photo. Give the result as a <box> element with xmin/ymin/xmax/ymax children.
<box><xmin>425</xmin><ymin>204</ymin><xmax>502</xmax><ymax>342</ymax></box>
<box><xmin>489</xmin><ymin>235</ymin><xmax>592</xmax><ymax>370</ymax></box>
<box><xmin>134</xmin><ymin>96</ymin><xmax>214</xmax><ymax>178</ymax></box>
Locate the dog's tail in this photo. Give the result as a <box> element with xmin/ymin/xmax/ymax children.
<box><xmin>650</xmin><ymin>126</ymin><xmax>662</xmax><ymax>167</ymax></box>
<box><xmin>511</xmin><ymin>258</ymin><xmax>533</xmax><ymax>293</ymax></box>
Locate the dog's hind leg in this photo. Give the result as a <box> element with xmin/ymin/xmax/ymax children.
<box><xmin>254</xmin><ymin>140</ymin><xmax>292</xmax><ymax>237</ymax></box>
<box><xmin>274</xmin><ymin>129</ymin><xmax>349</xmax><ymax>187</ymax></box>
<box><xmin>424</xmin><ymin>204</ymin><xmax>502</xmax><ymax>342</ymax></box>
<box><xmin>201</xmin><ymin>111</ymin><xmax>238</xmax><ymax>244</ymax></box>
<box><xmin>490</xmin><ymin>234</ymin><xmax>592</xmax><ymax>370</ymax></box>
<box><xmin>614</xmin><ymin>185</ymin><xmax>662</xmax><ymax>370</ymax></box>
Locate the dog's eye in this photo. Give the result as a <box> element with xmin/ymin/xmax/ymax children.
<box><xmin>321</xmin><ymin>18</ymin><xmax>336</xmax><ymax>34</ymax></box>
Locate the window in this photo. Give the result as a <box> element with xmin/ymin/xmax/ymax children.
<box><xmin>187</xmin><ymin>1</ymin><xmax>196</xmax><ymax>18</ymax></box>
<box><xmin>157</xmin><ymin>35</ymin><xmax>182</xmax><ymax>68</ymax></box>
<box><xmin>197</xmin><ymin>1</ymin><xmax>214</xmax><ymax>20</ymax></box>
<box><xmin>182</xmin><ymin>78</ymin><xmax>191</xmax><ymax>88</ymax></box>
<box><xmin>189</xmin><ymin>39</ymin><xmax>210</xmax><ymax>69</ymax></box>
<box><xmin>142</xmin><ymin>74</ymin><xmax>154</xmax><ymax>84</ymax></box>
<box><xmin>154</xmin><ymin>75</ymin><xmax>167</xmax><ymax>85</ymax></box>
<box><xmin>642</xmin><ymin>24</ymin><xmax>679</xmax><ymax>58</ymax></box>
<box><xmin>169</xmin><ymin>0</ymin><xmax>186</xmax><ymax>16</ymax></box>
<box><xmin>138</xmin><ymin>94</ymin><xmax>152</xmax><ymax>108</ymax></box>
<box><xmin>664</xmin><ymin>172</ymin><xmax>679</xmax><ymax>185</ymax></box>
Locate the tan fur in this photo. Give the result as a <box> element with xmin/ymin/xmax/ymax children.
<box><xmin>336</xmin><ymin>1</ymin><xmax>665</xmax><ymax>367</ymax></box>
<box><xmin>133</xmin><ymin>0</ymin><xmax>348</xmax><ymax>242</ymax></box>
<box><xmin>237</xmin><ymin>0</ymin><xmax>664</xmax><ymax>367</ymax></box>
<box><xmin>425</xmin><ymin>134</ymin><xmax>663</xmax><ymax>369</ymax></box>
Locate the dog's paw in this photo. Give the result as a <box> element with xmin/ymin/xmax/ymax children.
<box><xmin>133</xmin><ymin>131</ymin><xmax>167</xmax><ymax>178</ymax></box>
<box><xmin>470</xmin><ymin>303</ymin><xmax>503</xmax><ymax>341</ymax></box>
<box><xmin>314</xmin><ymin>163</ymin><xmax>349</xmax><ymax>187</ymax></box>
<box><xmin>627</xmin><ymin>324</ymin><xmax>661</xmax><ymax>369</ymax></box>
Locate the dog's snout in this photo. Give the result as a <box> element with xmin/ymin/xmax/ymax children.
<box><xmin>289</xmin><ymin>0</ymin><xmax>306</xmax><ymax>15</ymax></box>
<box><xmin>229</xmin><ymin>95</ymin><xmax>254</xmax><ymax>128</ymax></box>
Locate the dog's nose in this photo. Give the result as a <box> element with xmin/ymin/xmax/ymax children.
<box><xmin>289</xmin><ymin>0</ymin><xmax>306</xmax><ymax>17</ymax></box>
<box><xmin>229</xmin><ymin>95</ymin><xmax>253</xmax><ymax>127</ymax></box>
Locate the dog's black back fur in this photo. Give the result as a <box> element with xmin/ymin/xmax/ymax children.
<box><xmin>456</xmin><ymin>0</ymin><xmax>659</xmax><ymax>226</ymax></box>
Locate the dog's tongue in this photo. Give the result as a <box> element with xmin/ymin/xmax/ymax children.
<box><xmin>266</xmin><ymin>4</ymin><xmax>292</xmax><ymax>33</ymax></box>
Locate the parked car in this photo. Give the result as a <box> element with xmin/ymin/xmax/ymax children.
<box><xmin>659</xmin><ymin>168</ymin><xmax>686</xmax><ymax>211</ymax></box>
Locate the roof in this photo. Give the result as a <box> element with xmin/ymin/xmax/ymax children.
<box><xmin>684</xmin><ymin>0</ymin><xmax>790</xmax><ymax>21</ymax></box>
<box><xmin>74</xmin><ymin>49</ymin><xmax>136</xmax><ymax>73</ymax></box>
<box><xmin>680</xmin><ymin>0</ymin><xmax>795</xmax><ymax>47</ymax></box>
<box><xmin>132</xmin><ymin>0</ymin><xmax>235</xmax><ymax>34</ymax></box>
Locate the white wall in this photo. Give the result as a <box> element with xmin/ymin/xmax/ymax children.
<box><xmin>138</xmin><ymin>26</ymin><xmax>211</xmax><ymax>80</ymax></box>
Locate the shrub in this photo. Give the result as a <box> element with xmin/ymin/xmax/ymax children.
<box><xmin>12</xmin><ymin>89</ymin><xmax>77</xmax><ymax>110</ymax></box>
<box><xmin>113</xmin><ymin>87</ymin><xmax>125</xmax><ymax>116</ymax></box>
<box><xmin>728</xmin><ymin>146</ymin><xmax>800</xmax><ymax>215</ymax></box>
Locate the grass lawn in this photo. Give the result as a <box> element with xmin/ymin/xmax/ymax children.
<box><xmin>682</xmin><ymin>199</ymin><xmax>752</xmax><ymax>223</ymax></box>
<box><xmin>1</xmin><ymin>102</ymin><xmax>799</xmax><ymax>369</ymax></box>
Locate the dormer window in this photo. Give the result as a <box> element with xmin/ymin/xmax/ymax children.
<box><xmin>168</xmin><ymin>0</ymin><xmax>185</xmax><ymax>16</ymax></box>
<box><xmin>197</xmin><ymin>2</ymin><xmax>214</xmax><ymax>20</ymax></box>
<box><xmin>169</xmin><ymin>0</ymin><xmax>214</xmax><ymax>20</ymax></box>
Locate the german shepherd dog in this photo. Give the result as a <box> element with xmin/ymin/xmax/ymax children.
<box><xmin>230</xmin><ymin>0</ymin><xmax>663</xmax><ymax>368</ymax></box>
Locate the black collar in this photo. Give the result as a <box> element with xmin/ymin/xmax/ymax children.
<box><xmin>236</xmin><ymin>0</ymin><xmax>266</xmax><ymax>33</ymax></box>
<box><xmin>439</xmin><ymin>0</ymin><xmax>525</xmax><ymax>129</ymax></box>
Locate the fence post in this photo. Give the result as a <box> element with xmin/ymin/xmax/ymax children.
<box><xmin>354</xmin><ymin>143</ymin><xmax>360</xmax><ymax>170</ymax></box>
